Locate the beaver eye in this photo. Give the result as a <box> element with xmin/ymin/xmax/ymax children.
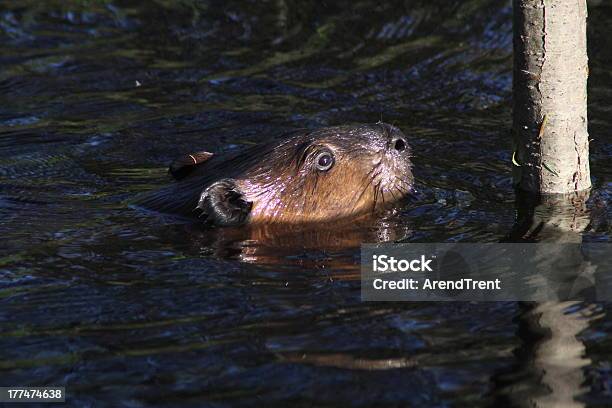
<box><xmin>315</xmin><ymin>151</ymin><xmax>334</xmax><ymax>171</ymax></box>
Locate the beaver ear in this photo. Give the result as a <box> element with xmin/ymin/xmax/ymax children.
<box><xmin>196</xmin><ymin>179</ymin><xmax>252</xmax><ymax>226</ymax></box>
<box><xmin>169</xmin><ymin>151</ymin><xmax>214</xmax><ymax>180</ymax></box>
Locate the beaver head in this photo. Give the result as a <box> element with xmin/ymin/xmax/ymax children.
<box><xmin>137</xmin><ymin>123</ymin><xmax>414</xmax><ymax>226</ymax></box>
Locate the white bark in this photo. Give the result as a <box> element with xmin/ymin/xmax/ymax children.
<box><xmin>513</xmin><ymin>0</ymin><xmax>591</xmax><ymax>193</ymax></box>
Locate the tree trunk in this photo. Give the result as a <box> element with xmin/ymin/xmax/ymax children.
<box><xmin>512</xmin><ymin>0</ymin><xmax>591</xmax><ymax>193</ymax></box>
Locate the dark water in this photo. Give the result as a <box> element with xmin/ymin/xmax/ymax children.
<box><xmin>0</xmin><ymin>0</ymin><xmax>610</xmax><ymax>406</ymax></box>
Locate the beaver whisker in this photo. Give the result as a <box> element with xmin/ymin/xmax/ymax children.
<box><xmin>377</xmin><ymin>122</ymin><xmax>390</xmax><ymax>139</ymax></box>
<box><xmin>372</xmin><ymin>180</ymin><xmax>385</xmax><ymax>212</ymax></box>
<box><xmin>391</xmin><ymin>180</ymin><xmax>409</xmax><ymax>193</ymax></box>
<box><xmin>355</xmin><ymin>161</ymin><xmax>383</xmax><ymax>191</ymax></box>
<box><xmin>395</xmin><ymin>183</ymin><xmax>412</xmax><ymax>199</ymax></box>
<box><xmin>393</xmin><ymin>184</ymin><xmax>411</xmax><ymax>196</ymax></box>
<box><xmin>387</xmin><ymin>186</ymin><xmax>400</xmax><ymax>202</ymax></box>
<box><xmin>372</xmin><ymin>182</ymin><xmax>379</xmax><ymax>212</ymax></box>
<box><xmin>351</xmin><ymin>163</ymin><xmax>384</xmax><ymax>212</ymax></box>
<box><xmin>392</xmin><ymin>175</ymin><xmax>412</xmax><ymax>190</ymax></box>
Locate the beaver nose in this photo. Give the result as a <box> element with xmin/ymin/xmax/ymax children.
<box><xmin>391</xmin><ymin>136</ymin><xmax>407</xmax><ymax>152</ymax></box>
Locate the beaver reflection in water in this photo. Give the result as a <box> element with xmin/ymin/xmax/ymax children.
<box><xmin>136</xmin><ymin>123</ymin><xmax>414</xmax><ymax>226</ymax></box>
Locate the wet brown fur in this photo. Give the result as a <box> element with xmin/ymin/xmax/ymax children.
<box><xmin>134</xmin><ymin>123</ymin><xmax>414</xmax><ymax>225</ymax></box>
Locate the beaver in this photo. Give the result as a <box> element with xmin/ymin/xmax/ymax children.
<box><xmin>134</xmin><ymin>122</ymin><xmax>414</xmax><ymax>226</ymax></box>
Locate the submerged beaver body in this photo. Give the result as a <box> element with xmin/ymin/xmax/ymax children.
<box><xmin>136</xmin><ymin>123</ymin><xmax>414</xmax><ymax>226</ymax></box>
